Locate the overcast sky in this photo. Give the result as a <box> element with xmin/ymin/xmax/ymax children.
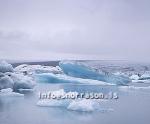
<box><xmin>0</xmin><ymin>0</ymin><xmax>150</xmax><ymax>61</ymax></box>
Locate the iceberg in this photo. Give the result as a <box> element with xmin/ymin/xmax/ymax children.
<box><xmin>59</xmin><ymin>61</ymin><xmax>131</xmax><ymax>85</ymax></box>
<box><xmin>139</xmin><ymin>73</ymin><xmax>150</xmax><ymax>80</ymax></box>
<box><xmin>0</xmin><ymin>73</ymin><xmax>14</xmax><ymax>90</ymax></box>
<box><xmin>0</xmin><ymin>61</ymin><xmax>35</xmax><ymax>90</ymax></box>
<box><xmin>14</xmin><ymin>64</ymin><xmax>62</xmax><ymax>75</ymax></box>
<box><xmin>130</xmin><ymin>75</ymin><xmax>140</xmax><ymax>80</ymax></box>
<box><xmin>35</xmin><ymin>73</ymin><xmax>113</xmax><ymax>85</ymax></box>
<box><xmin>0</xmin><ymin>61</ymin><xmax>14</xmax><ymax>73</ymax></box>
<box><xmin>5</xmin><ymin>73</ymin><xmax>36</xmax><ymax>91</ymax></box>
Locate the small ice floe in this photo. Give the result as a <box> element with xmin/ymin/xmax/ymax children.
<box><xmin>37</xmin><ymin>98</ymin><xmax>113</xmax><ymax>112</ymax></box>
<box><xmin>67</xmin><ymin>99</ymin><xmax>97</xmax><ymax>112</ymax></box>
<box><xmin>139</xmin><ymin>73</ymin><xmax>150</xmax><ymax>80</ymax></box>
<box><xmin>130</xmin><ymin>75</ymin><xmax>140</xmax><ymax>80</ymax></box>
<box><xmin>37</xmin><ymin>89</ymin><xmax>113</xmax><ymax>112</ymax></box>
<box><xmin>67</xmin><ymin>99</ymin><xmax>113</xmax><ymax>112</ymax></box>
<box><xmin>0</xmin><ymin>88</ymin><xmax>24</xmax><ymax>97</ymax></box>
<box><xmin>129</xmin><ymin>74</ymin><xmax>150</xmax><ymax>83</ymax></box>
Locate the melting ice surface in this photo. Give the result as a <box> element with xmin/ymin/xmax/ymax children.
<box><xmin>0</xmin><ymin>60</ymin><xmax>150</xmax><ymax>124</ymax></box>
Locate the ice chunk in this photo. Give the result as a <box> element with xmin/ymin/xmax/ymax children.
<box><xmin>59</xmin><ymin>61</ymin><xmax>131</xmax><ymax>85</ymax></box>
<box><xmin>0</xmin><ymin>88</ymin><xmax>24</xmax><ymax>97</ymax></box>
<box><xmin>67</xmin><ymin>99</ymin><xmax>96</xmax><ymax>112</ymax></box>
<box><xmin>0</xmin><ymin>61</ymin><xmax>13</xmax><ymax>73</ymax></box>
<box><xmin>0</xmin><ymin>72</ymin><xmax>35</xmax><ymax>91</ymax></box>
<box><xmin>37</xmin><ymin>89</ymin><xmax>113</xmax><ymax>112</ymax></box>
<box><xmin>35</xmin><ymin>73</ymin><xmax>113</xmax><ymax>85</ymax></box>
<box><xmin>130</xmin><ymin>75</ymin><xmax>140</xmax><ymax>80</ymax></box>
<box><xmin>0</xmin><ymin>73</ymin><xmax>14</xmax><ymax>90</ymax></box>
<box><xmin>139</xmin><ymin>73</ymin><xmax>150</xmax><ymax>80</ymax></box>
<box><xmin>6</xmin><ymin>73</ymin><xmax>36</xmax><ymax>90</ymax></box>
<box><xmin>67</xmin><ymin>99</ymin><xmax>113</xmax><ymax>112</ymax></box>
<box><xmin>113</xmin><ymin>72</ymin><xmax>123</xmax><ymax>76</ymax></box>
<box><xmin>0</xmin><ymin>61</ymin><xmax>35</xmax><ymax>91</ymax></box>
<box><xmin>14</xmin><ymin>64</ymin><xmax>62</xmax><ymax>75</ymax></box>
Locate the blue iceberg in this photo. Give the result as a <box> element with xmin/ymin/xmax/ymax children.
<box><xmin>59</xmin><ymin>61</ymin><xmax>131</xmax><ymax>85</ymax></box>
<box><xmin>35</xmin><ymin>73</ymin><xmax>111</xmax><ymax>85</ymax></box>
<box><xmin>35</xmin><ymin>73</ymin><xmax>78</xmax><ymax>84</ymax></box>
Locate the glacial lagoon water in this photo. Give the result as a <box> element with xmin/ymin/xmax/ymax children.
<box><xmin>0</xmin><ymin>82</ymin><xmax>150</xmax><ymax>124</ymax></box>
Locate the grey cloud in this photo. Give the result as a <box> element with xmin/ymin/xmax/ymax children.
<box><xmin>0</xmin><ymin>0</ymin><xmax>150</xmax><ymax>61</ymax></box>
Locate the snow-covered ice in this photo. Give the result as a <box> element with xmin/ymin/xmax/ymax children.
<box><xmin>0</xmin><ymin>61</ymin><xmax>36</xmax><ymax>91</ymax></box>
<box><xmin>0</xmin><ymin>72</ymin><xmax>35</xmax><ymax>91</ymax></box>
<box><xmin>6</xmin><ymin>73</ymin><xmax>36</xmax><ymax>90</ymax></box>
<box><xmin>130</xmin><ymin>75</ymin><xmax>140</xmax><ymax>80</ymax></box>
<box><xmin>14</xmin><ymin>64</ymin><xmax>62</xmax><ymax>75</ymax></box>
